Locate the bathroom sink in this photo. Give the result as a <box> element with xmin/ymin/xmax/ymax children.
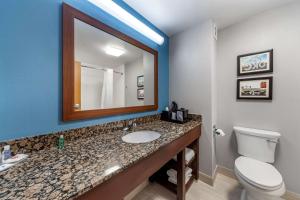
<box><xmin>122</xmin><ymin>131</ymin><xmax>161</xmax><ymax>144</ymax></box>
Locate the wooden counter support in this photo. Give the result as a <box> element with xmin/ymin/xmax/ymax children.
<box><xmin>191</xmin><ymin>137</ymin><xmax>200</xmax><ymax>180</ymax></box>
<box><xmin>76</xmin><ymin>125</ymin><xmax>201</xmax><ymax>200</ymax></box>
<box><xmin>177</xmin><ymin>149</ymin><xmax>186</xmax><ymax>200</ymax></box>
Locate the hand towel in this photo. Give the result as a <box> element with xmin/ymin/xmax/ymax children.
<box><xmin>168</xmin><ymin>174</ymin><xmax>192</xmax><ymax>185</ymax></box>
<box><xmin>167</xmin><ymin>167</ymin><xmax>192</xmax><ymax>180</ymax></box>
<box><xmin>173</xmin><ymin>148</ymin><xmax>195</xmax><ymax>164</ymax></box>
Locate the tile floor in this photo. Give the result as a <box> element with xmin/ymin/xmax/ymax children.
<box><xmin>132</xmin><ymin>173</ymin><xmax>243</xmax><ymax>200</ymax></box>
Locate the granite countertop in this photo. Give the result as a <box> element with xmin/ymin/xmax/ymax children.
<box><xmin>0</xmin><ymin>119</ymin><xmax>201</xmax><ymax>200</ymax></box>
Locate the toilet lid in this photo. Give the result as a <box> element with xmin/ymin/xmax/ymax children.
<box><xmin>235</xmin><ymin>156</ymin><xmax>283</xmax><ymax>190</ymax></box>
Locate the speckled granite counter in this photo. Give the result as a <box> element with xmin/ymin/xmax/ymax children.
<box><xmin>0</xmin><ymin>117</ymin><xmax>201</xmax><ymax>200</ymax></box>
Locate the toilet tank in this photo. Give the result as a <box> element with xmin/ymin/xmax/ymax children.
<box><xmin>233</xmin><ymin>126</ymin><xmax>280</xmax><ymax>163</ymax></box>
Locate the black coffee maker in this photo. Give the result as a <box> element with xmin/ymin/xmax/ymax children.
<box><xmin>161</xmin><ymin>101</ymin><xmax>189</xmax><ymax>123</ymax></box>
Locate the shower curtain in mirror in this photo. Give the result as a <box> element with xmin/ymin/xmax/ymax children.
<box><xmin>101</xmin><ymin>68</ymin><xmax>114</xmax><ymax>108</ymax></box>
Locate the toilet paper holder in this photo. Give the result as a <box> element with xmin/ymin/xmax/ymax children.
<box><xmin>213</xmin><ymin>125</ymin><xmax>225</xmax><ymax>136</ymax></box>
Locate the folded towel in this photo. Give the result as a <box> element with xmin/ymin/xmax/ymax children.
<box><xmin>173</xmin><ymin>148</ymin><xmax>195</xmax><ymax>164</ymax></box>
<box><xmin>167</xmin><ymin>167</ymin><xmax>192</xmax><ymax>180</ymax></box>
<box><xmin>168</xmin><ymin>174</ymin><xmax>192</xmax><ymax>185</ymax></box>
<box><xmin>3</xmin><ymin>154</ymin><xmax>28</xmax><ymax>164</ymax></box>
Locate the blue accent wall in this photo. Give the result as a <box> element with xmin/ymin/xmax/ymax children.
<box><xmin>0</xmin><ymin>0</ymin><xmax>169</xmax><ymax>141</ymax></box>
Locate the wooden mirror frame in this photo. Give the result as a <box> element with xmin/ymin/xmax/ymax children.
<box><xmin>62</xmin><ymin>4</ymin><xmax>158</xmax><ymax>121</ymax></box>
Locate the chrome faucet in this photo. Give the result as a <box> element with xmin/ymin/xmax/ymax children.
<box><xmin>123</xmin><ymin>120</ymin><xmax>137</xmax><ymax>131</ymax></box>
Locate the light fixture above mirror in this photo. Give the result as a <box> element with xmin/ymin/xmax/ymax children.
<box><xmin>87</xmin><ymin>0</ymin><xmax>165</xmax><ymax>45</ymax></box>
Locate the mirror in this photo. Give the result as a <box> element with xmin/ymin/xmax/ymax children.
<box><xmin>74</xmin><ymin>19</ymin><xmax>155</xmax><ymax>110</ymax></box>
<box><xmin>63</xmin><ymin>4</ymin><xmax>158</xmax><ymax>121</ymax></box>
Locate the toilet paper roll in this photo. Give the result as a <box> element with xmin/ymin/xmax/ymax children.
<box><xmin>215</xmin><ymin>129</ymin><xmax>226</xmax><ymax>136</ymax></box>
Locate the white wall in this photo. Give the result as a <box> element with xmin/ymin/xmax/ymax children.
<box><xmin>216</xmin><ymin>2</ymin><xmax>300</xmax><ymax>193</ymax></box>
<box><xmin>143</xmin><ymin>52</ymin><xmax>155</xmax><ymax>105</ymax></box>
<box><xmin>113</xmin><ymin>65</ymin><xmax>125</xmax><ymax>107</ymax></box>
<box><xmin>125</xmin><ymin>54</ymin><xmax>155</xmax><ymax>107</ymax></box>
<box><xmin>125</xmin><ymin>57</ymin><xmax>144</xmax><ymax>107</ymax></box>
<box><xmin>211</xmin><ymin>25</ymin><xmax>217</xmax><ymax>173</ymax></box>
<box><xmin>170</xmin><ymin>20</ymin><xmax>217</xmax><ymax>176</ymax></box>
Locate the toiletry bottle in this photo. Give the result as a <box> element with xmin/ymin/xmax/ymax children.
<box><xmin>0</xmin><ymin>150</ymin><xmax>2</xmax><ymax>165</ymax></box>
<box><xmin>2</xmin><ymin>145</ymin><xmax>11</xmax><ymax>161</ymax></box>
<box><xmin>58</xmin><ymin>135</ymin><xmax>65</xmax><ymax>149</ymax></box>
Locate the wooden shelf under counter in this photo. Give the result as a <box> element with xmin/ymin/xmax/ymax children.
<box><xmin>149</xmin><ymin>166</ymin><xmax>196</xmax><ymax>194</ymax></box>
<box><xmin>149</xmin><ymin>136</ymin><xmax>200</xmax><ymax>198</ymax></box>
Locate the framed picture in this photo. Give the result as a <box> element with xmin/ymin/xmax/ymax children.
<box><xmin>137</xmin><ymin>88</ymin><xmax>144</xmax><ymax>100</ymax></box>
<box><xmin>237</xmin><ymin>49</ymin><xmax>273</xmax><ymax>76</ymax></box>
<box><xmin>137</xmin><ymin>75</ymin><xmax>144</xmax><ymax>87</ymax></box>
<box><xmin>237</xmin><ymin>77</ymin><xmax>273</xmax><ymax>100</ymax></box>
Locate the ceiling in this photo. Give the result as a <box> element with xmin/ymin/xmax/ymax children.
<box><xmin>75</xmin><ymin>19</ymin><xmax>144</xmax><ymax>68</ymax></box>
<box><xmin>124</xmin><ymin>0</ymin><xmax>297</xmax><ymax>36</ymax></box>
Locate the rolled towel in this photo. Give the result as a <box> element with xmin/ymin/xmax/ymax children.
<box><xmin>167</xmin><ymin>167</ymin><xmax>192</xmax><ymax>180</ymax></box>
<box><xmin>173</xmin><ymin>148</ymin><xmax>195</xmax><ymax>164</ymax></box>
<box><xmin>168</xmin><ymin>174</ymin><xmax>192</xmax><ymax>185</ymax></box>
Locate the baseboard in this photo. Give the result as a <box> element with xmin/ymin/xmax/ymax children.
<box><xmin>124</xmin><ymin>180</ymin><xmax>149</xmax><ymax>200</ymax></box>
<box><xmin>212</xmin><ymin>165</ymin><xmax>218</xmax><ymax>183</ymax></box>
<box><xmin>198</xmin><ymin>165</ymin><xmax>236</xmax><ymax>187</ymax></box>
<box><xmin>216</xmin><ymin>165</ymin><xmax>236</xmax><ymax>180</ymax></box>
<box><xmin>282</xmin><ymin>191</ymin><xmax>300</xmax><ymax>200</ymax></box>
<box><xmin>198</xmin><ymin>171</ymin><xmax>214</xmax><ymax>186</ymax></box>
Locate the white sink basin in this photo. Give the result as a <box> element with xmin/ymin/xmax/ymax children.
<box><xmin>122</xmin><ymin>131</ymin><xmax>161</xmax><ymax>144</ymax></box>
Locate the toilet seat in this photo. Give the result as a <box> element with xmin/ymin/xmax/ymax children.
<box><xmin>235</xmin><ymin>156</ymin><xmax>283</xmax><ymax>191</ymax></box>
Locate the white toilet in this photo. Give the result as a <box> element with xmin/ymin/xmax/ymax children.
<box><xmin>233</xmin><ymin>126</ymin><xmax>285</xmax><ymax>200</ymax></box>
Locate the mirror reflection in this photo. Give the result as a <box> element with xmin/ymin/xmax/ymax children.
<box><xmin>74</xmin><ymin>19</ymin><xmax>155</xmax><ymax>111</ymax></box>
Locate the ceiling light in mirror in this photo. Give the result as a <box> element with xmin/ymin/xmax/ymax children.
<box><xmin>104</xmin><ymin>46</ymin><xmax>125</xmax><ymax>57</ymax></box>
